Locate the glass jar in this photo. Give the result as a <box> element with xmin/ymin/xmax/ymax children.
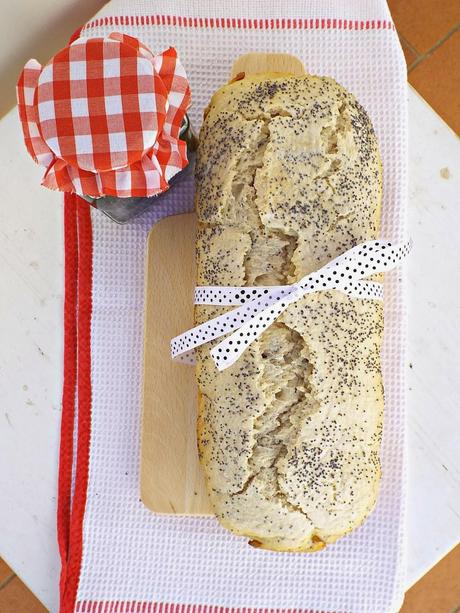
<box><xmin>81</xmin><ymin>115</ymin><xmax>198</xmax><ymax>224</ymax></box>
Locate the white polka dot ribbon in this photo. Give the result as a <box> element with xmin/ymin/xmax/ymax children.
<box><xmin>171</xmin><ymin>239</ymin><xmax>412</xmax><ymax>371</ymax></box>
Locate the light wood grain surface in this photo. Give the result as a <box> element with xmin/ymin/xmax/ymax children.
<box><xmin>141</xmin><ymin>213</ymin><xmax>212</xmax><ymax>515</ymax></box>
<box><xmin>230</xmin><ymin>52</ymin><xmax>306</xmax><ymax>77</ymax></box>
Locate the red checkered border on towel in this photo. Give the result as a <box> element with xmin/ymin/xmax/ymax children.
<box><xmin>76</xmin><ymin>603</ymin><xmax>335</xmax><ymax>613</ymax></box>
<box><xmin>82</xmin><ymin>15</ymin><xmax>395</xmax><ymax>31</ymax></box>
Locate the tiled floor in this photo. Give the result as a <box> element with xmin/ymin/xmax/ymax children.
<box><xmin>1</xmin><ymin>0</ymin><xmax>459</xmax><ymax>611</ymax></box>
<box><xmin>400</xmin><ymin>545</ymin><xmax>460</xmax><ymax>613</ymax></box>
<box><xmin>0</xmin><ymin>559</ymin><xmax>46</xmax><ymax>613</ymax></box>
<box><xmin>388</xmin><ymin>0</ymin><xmax>460</xmax><ymax>134</ymax></box>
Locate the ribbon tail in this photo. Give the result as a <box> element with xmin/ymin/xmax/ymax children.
<box><xmin>171</xmin><ymin>285</ymin><xmax>299</xmax><ymax>366</ymax></box>
<box><xmin>210</xmin><ymin>287</ymin><xmax>302</xmax><ymax>371</ymax></box>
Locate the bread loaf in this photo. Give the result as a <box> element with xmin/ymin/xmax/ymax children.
<box><xmin>194</xmin><ymin>73</ymin><xmax>383</xmax><ymax>552</ymax></box>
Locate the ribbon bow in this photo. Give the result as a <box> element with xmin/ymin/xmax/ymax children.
<box><xmin>16</xmin><ymin>33</ymin><xmax>191</xmax><ymax>198</ymax></box>
<box><xmin>171</xmin><ymin>239</ymin><xmax>412</xmax><ymax>371</ymax></box>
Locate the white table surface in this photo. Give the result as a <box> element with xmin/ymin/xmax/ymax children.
<box><xmin>0</xmin><ymin>88</ymin><xmax>459</xmax><ymax>612</ymax></box>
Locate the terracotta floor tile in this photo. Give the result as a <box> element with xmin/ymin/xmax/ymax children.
<box><xmin>400</xmin><ymin>38</ymin><xmax>418</xmax><ymax>68</ymax></box>
<box><xmin>0</xmin><ymin>575</ymin><xmax>48</xmax><ymax>613</ymax></box>
<box><xmin>0</xmin><ymin>559</ymin><xmax>14</xmax><ymax>586</ymax></box>
<box><xmin>409</xmin><ymin>30</ymin><xmax>460</xmax><ymax>135</ymax></box>
<box><xmin>388</xmin><ymin>0</ymin><xmax>459</xmax><ymax>53</ymax></box>
<box><xmin>400</xmin><ymin>544</ymin><xmax>460</xmax><ymax>613</ymax></box>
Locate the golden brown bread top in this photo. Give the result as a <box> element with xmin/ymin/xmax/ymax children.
<box><xmin>195</xmin><ymin>73</ymin><xmax>383</xmax><ymax>551</ymax></box>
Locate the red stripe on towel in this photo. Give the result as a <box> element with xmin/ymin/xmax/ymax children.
<box><xmin>60</xmin><ymin>195</ymin><xmax>93</xmax><ymax>613</ymax></box>
<box><xmin>82</xmin><ymin>15</ymin><xmax>395</xmax><ymax>31</ymax></box>
<box><xmin>57</xmin><ymin>193</ymin><xmax>78</xmax><ymax>605</ymax></box>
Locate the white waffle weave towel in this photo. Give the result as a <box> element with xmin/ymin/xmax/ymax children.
<box><xmin>71</xmin><ymin>2</ymin><xmax>408</xmax><ymax>612</ymax></box>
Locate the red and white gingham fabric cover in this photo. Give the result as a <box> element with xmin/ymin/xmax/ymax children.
<box><xmin>57</xmin><ymin>1</ymin><xmax>408</xmax><ymax>613</ymax></box>
<box><xmin>17</xmin><ymin>33</ymin><xmax>190</xmax><ymax>197</ymax></box>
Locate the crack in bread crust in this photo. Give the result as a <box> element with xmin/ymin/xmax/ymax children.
<box><xmin>195</xmin><ymin>73</ymin><xmax>383</xmax><ymax>551</ymax></box>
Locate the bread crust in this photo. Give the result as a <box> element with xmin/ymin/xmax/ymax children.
<box><xmin>195</xmin><ymin>73</ymin><xmax>383</xmax><ymax>551</ymax></box>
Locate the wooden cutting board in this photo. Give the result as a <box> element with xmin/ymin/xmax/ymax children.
<box><xmin>141</xmin><ymin>53</ymin><xmax>306</xmax><ymax>516</ymax></box>
<box><xmin>141</xmin><ymin>212</ymin><xmax>210</xmax><ymax>514</ymax></box>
